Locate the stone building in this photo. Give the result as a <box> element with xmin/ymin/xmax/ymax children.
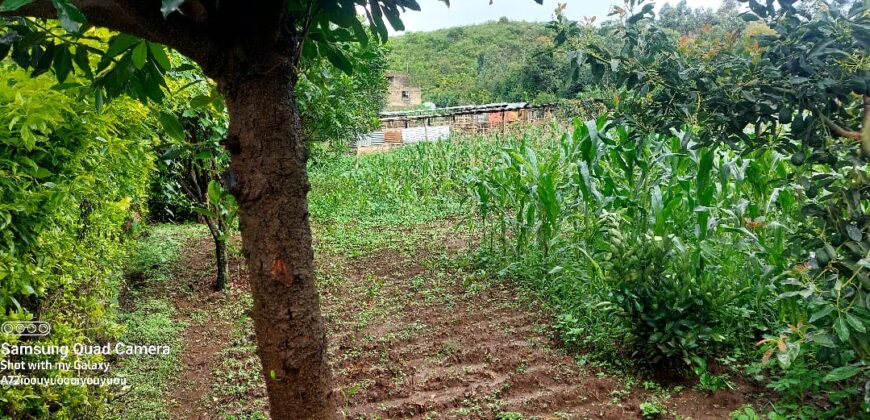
<box><xmin>386</xmin><ymin>71</ymin><xmax>422</xmax><ymax>109</ymax></box>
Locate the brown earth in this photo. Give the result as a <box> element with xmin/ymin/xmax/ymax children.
<box><xmin>163</xmin><ymin>226</ymin><xmax>767</xmax><ymax>419</ymax></box>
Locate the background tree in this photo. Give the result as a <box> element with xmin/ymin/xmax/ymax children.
<box><xmin>387</xmin><ymin>19</ymin><xmax>551</xmax><ymax>106</ymax></box>
<box><xmin>150</xmin><ymin>43</ymin><xmax>386</xmax><ymax>290</ymax></box>
<box><xmin>552</xmin><ymin>0</ymin><xmax>870</xmax><ymax>410</ymax></box>
<box><xmin>299</xmin><ymin>33</ymin><xmax>388</xmax><ymax>161</ymax></box>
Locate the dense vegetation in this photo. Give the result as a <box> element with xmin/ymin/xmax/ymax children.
<box><xmin>0</xmin><ymin>25</ymin><xmax>387</xmax><ymax>418</ymax></box>
<box><xmin>386</xmin><ymin>0</ymin><xmax>744</xmax><ymax>107</ymax></box>
<box><xmin>380</xmin><ymin>0</ymin><xmax>869</xmax><ymax>416</ymax></box>
<box><xmin>309</xmin><ymin>112</ymin><xmax>867</xmax><ymax>416</ymax></box>
<box><xmin>0</xmin><ymin>66</ymin><xmax>154</xmax><ymax>415</ymax></box>
<box><xmin>0</xmin><ymin>0</ymin><xmax>417</xmax><ymax>416</ymax></box>
<box><xmin>387</xmin><ymin>19</ymin><xmax>564</xmax><ymax>105</ymax></box>
<box><xmin>558</xmin><ymin>1</ymin><xmax>869</xmax><ymax>414</ymax></box>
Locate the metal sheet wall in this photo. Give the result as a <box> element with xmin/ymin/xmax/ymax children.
<box><xmin>358</xmin><ymin>131</ymin><xmax>385</xmax><ymax>147</ymax></box>
<box><xmin>401</xmin><ymin>125</ymin><xmax>450</xmax><ymax>143</ymax></box>
<box><xmin>359</xmin><ymin>125</ymin><xmax>450</xmax><ymax>148</ymax></box>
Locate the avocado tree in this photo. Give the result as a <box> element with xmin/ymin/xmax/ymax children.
<box><xmin>0</xmin><ymin>0</ymin><xmax>537</xmax><ymax>417</ymax></box>
<box><xmin>552</xmin><ymin>0</ymin><xmax>870</xmax><ymax>407</ymax></box>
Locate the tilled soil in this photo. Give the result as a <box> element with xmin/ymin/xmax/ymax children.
<box><xmin>166</xmin><ymin>228</ymin><xmax>762</xmax><ymax>419</ymax></box>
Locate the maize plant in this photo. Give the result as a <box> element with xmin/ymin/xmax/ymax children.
<box><xmin>464</xmin><ymin>116</ymin><xmax>795</xmax><ymax>366</ymax></box>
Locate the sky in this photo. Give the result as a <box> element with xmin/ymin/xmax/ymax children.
<box><xmin>391</xmin><ymin>0</ymin><xmax>724</xmax><ymax>34</ymax></box>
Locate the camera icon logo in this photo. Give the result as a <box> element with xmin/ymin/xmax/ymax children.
<box><xmin>1</xmin><ymin>321</ymin><xmax>51</xmax><ymax>337</ymax></box>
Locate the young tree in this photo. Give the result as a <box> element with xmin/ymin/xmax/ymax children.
<box><xmin>157</xmin><ymin>94</ymin><xmax>236</xmax><ymax>291</ymax></box>
<box><xmin>0</xmin><ymin>0</ymin><xmax>541</xmax><ymax>417</ymax></box>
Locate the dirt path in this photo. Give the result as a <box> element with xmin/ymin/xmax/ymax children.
<box><xmin>165</xmin><ymin>226</ymin><xmax>759</xmax><ymax>419</ymax></box>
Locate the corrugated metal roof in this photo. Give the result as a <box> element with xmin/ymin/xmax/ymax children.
<box><xmin>379</xmin><ymin>102</ymin><xmax>556</xmax><ymax>122</ymax></box>
<box><xmin>402</xmin><ymin>125</ymin><xmax>450</xmax><ymax>143</ymax></box>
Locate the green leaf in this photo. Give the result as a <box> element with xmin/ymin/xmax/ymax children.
<box><xmin>776</xmin><ymin>350</ymin><xmax>792</xmax><ymax>369</ymax></box>
<box><xmin>382</xmin><ymin>4</ymin><xmax>405</xmax><ymax>31</ymax></box>
<box><xmin>94</xmin><ymin>88</ymin><xmax>104</xmax><ymax>112</ymax></box>
<box><xmin>189</xmin><ymin>94</ymin><xmax>213</xmax><ymax>109</ymax></box>
<box><xmin>34</xmin><ymin>167</ymin><xmax>52</xmax><ymax>179</ymax></box>
<box><xmin>131</xmin><ymin>42</ymin><xmax>148</xmax><ymax>69</ymax></box>
<box><xmin>106</xmin><ymin>34</ymin><xmax>140</xmax><ymax>57</ymax></box>
<box><xmin>846</xmin><ymin>224</ymin><xmax>863</xmax><ymax>242</ymax></box>
<box><xmin>21</xmin><ymin>283</ymin><xmax>36</xmax><ymax>295</ymax></box>
<box><xmin>324</xmin><ymin>46</ymin><xmax>353</xmax><ymax>75</ymax></box>
<box><xmin>367</xmin><ymin>0</ymin><xmax>389</xmax><ymax>42</ymax></box>
<box><xmin>824</xmin><ymin>365</ymin><xmax>861</xmax><ymax>382</ymax></box>
<box><xmin>834</xmin><ymin>317</ymin><xmax>850</xmax><ymax>342</ymax></box>
<box><xmin>148</xmin><ymin>43</ymin><xmax>172</xmax><ymax>71</ymax></box>
<box><xmin>52</xmin><ymin>45</ymin><xmax>72</xmax><ymax>83</ymax></box>
<box><xmin>207</xmin><ymin>180</ymin><xmax>221</xmax><ymax>205</ymax></box>
<box><xmin>158</xmin><ymin>111</ymin><xmax>185</xmax><ymax>141</ymax></box>
<box><xmin>192</xmin><ymin>207</ymin><xmax>215</xmax><ymax>218</ymax></box>
<box><xmin>0</xmin><ymin>0</ymin><xmax>34</xmax><ymax>12</ymax></box>
<box><xmin>51</xmin><ymin>0</ymin><xmax>87</xmax><ymax>32</ymax></box>
<box><xmin>844</xmin><ymin>312</ymin><xmax>866</xmax><ymax>333</ymax></box>
<box><xmin>809</xmin><ymin>306</ymin><xmax>834</xmax><ymax>323</ymax></box>
<box><xmin>74</xmin><ymin>46</ymin><xmax>93</xmax><ymax>79</ymax></box>
<box><xmin>739</xmin><ymin>12</ymin><xmax>760</xmax><ymax>21</ymax></box>
<box><xmin>31</xmin><ymin>43</ymin><xmax>56</xmax><ymax>77</ymax></box>
<box><xmin>159</xmin><ymin>147</ymin><xmax>184</xmax><ymax>161</ymax></box>
<box><xmin>811</xmin><ymin>333</ymin><xmax>835</xmax><ymax>347</ymax></box>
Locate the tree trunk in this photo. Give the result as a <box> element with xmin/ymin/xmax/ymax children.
<box><xmin>214</xmin><ymin>237</ymin><xmax>228</xmax><ymax>290</ymax></box>
<box><xmin>220</xmin><ymin>69</ymin><xmax>336</xmax><ymax>418</ymax></box>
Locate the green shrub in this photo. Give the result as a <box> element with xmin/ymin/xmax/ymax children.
<box><xmin>608</xmin><ymin>233</ymin><xmax>729</xmax><ymax>365</ymax></box>
<box><xmin>0</xmin><ymin>66</ymin><xmax>154</xmax><ymax>417</ymax></box>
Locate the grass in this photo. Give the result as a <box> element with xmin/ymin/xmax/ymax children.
<box><xmin>113</xmin><ymin>299</ymin><xmax>184</xmax><ymax>419</ymax></box>
<box><xmin>123</xmin><ymin>224</ymin><xmax>205</xmax><ymax>285</ymax></box>
<box><xmin>112</xmin><ymin>225</ymin><xmax>202</xmax><ymax>419</ymax></box>
<box><xmin>206</xmin><ymin>290</ymin><xmax>268</xmax><ymax>418</ymax></box>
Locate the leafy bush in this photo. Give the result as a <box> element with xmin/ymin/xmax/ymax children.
<box><xmin>0</xmin><ymin>66</ymin><xmax>154</xmax><ymax>416</ymax></box>
<box><xmin>608</xmin><ymin>232</ymin><xmax>729</xmax><ymax>364</ymax></box>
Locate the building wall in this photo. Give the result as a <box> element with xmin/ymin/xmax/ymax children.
<box><xmin>387</xmin><ymin>87</ymin><xmax>422</xmax><ymax>108</ymax></box>
<box><xmin>386</xmin><ymin>71</ymin><xmax>422</xmax><ymax>108</ymax></box>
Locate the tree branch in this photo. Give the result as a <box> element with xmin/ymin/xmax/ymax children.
<box><xmin>819</xmin><ymin>113</ymin><xmax>861</xmax><ymax>140</ymax></box>
<box><xmin>0</xmin><ymin>0</ymin><xmax>214</xmax><ymax>64</ymax></box>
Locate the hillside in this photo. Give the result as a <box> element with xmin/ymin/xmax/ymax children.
<box><xmin>387</xmin><ymin>19</ymin><xmax>566</xmax><ymax>106</ymax></box>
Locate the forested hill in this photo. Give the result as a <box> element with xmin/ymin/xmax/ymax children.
<box><xmin>387</xmin><ymin>19</ymin><xmax>566</xmax><ymax>107</ymax></box>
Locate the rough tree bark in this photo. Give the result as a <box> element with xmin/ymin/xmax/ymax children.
<box><xmin>218</xmin><ymin>64</ymin><xmax>336</xmax><ymax>418</ymax></box>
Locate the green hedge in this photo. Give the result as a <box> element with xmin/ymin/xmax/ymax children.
<box><xmin>0</xmin><ymin>66</ymin><xmax>155</xmax><ymax>417</ymax></box>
